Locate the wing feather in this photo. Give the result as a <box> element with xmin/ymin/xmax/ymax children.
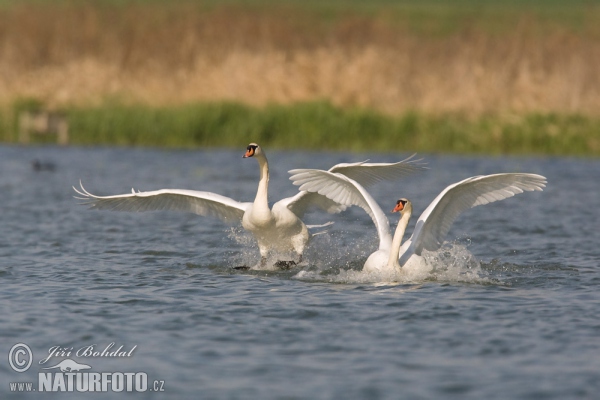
<box><xmin>74</xmin><ymin>181</ymin><xmax>249</xmax><ymax>224</ymax></box>
<box><xmin>282</xmin><ymin>191</ymin><xmax>348</xmax><ymax>217</ymax></box>
<box><xmin>286</xmin><ymin>155</ymin><xmax>426</xmax><ymax>221</ymax></box>
<box><xmin>289</xmin><ymin>170</ymin><xmax>392</xmax><ymax>250</ymax></box>
<box><xmin>325</xmin><ymin>154</ymin><xmax>427</xmax><ymax>187</ymax></box>
<box><xmin>411</xmin><ymin>173</ymin><xmax>546</xmax><ymax>254</ymax></box>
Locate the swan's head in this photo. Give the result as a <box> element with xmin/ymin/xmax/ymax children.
<box><xmin>392</xmin><ymin>198</ymin><xmax>412</xmax><ymax>214</ymax></box>
<box><xmin>243</xmin><ymin>143</ymin><xmax>264</xmax><ymax>158</ymax></box>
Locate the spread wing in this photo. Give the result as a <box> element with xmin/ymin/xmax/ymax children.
<box><xmin>286</xmin><ymin>154</ymin><xmax>426</xmax><ymax>242</ymax></box>
<box><xmin>74</xmin><ymin>181</ymin><xmax>249</xmax><ymax>224</ymax></box>
<box><xmin>323</xmin><ymin>154</ymin><xmax>427</xmax><ymax>187</ymax></box>
<box><xmin>288</xmin><ymin>170</ymin><xmax>392</xmax><ymax>251</ymax></box>
<box><xmin>281</xmin><ymin>191</ymin><xmax>348</xmax><ymax>218</ymax></box>
<box><xmin>411</xmin><ymin>173</ymin><xmax>547</xmax><ymax>255</ymax></box>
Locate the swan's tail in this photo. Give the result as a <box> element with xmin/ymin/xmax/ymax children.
<box><xmin>307</xmin><ymin>221</ymin><xmax>334</xmax><ymax>236</ymax></box>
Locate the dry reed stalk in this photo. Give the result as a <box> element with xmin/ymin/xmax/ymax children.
<box><xmin>1</xmin><ymin>3</ymin><xmax>600</xmax><ymax>116</ymax></box>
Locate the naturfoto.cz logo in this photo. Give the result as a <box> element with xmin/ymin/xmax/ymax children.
<box><xmin>8</xmin><ymin>342</ymin><xmax>165</xmax><ymax>393</ymax></box>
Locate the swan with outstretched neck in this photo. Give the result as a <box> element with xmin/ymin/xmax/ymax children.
<box><xmin>239</xmin><ymin>143</ymin><xmax>310</xmax><ymax>268</ymax></box>
<box><xmin>380</xmin><ymin>198</ymin><xmax>412</xmax><ymax>272</ymax></box>
<box><xmin>289</xmin><ymin>170</ymin><xmax>546</xmax><ymax>273</ymax></box>
<box><xmin>75</xmin><ymin>143</ymin><xmax>426</xmax><ymax>269</ymax></box>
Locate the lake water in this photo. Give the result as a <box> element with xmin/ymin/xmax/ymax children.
<box><xmin>1</xmin><ymin>145</ymin><xmax>599</xmax><ymax>399</ymax></box>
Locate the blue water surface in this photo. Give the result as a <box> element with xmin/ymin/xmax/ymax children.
<box><xmin>1</xmin><ymin>145</ymin><xmax>598</xmax><ymax>399</ymax></box>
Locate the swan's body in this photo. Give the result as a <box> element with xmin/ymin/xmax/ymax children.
<box><xmin>289</xmin><ymin>170</ymin><xmax>546</xmax><ymax>273</ymax></box>
<box><xmin>239</xmin><ymin>145</ymin><xmax>309</xmax><ymax>263</ymax></box>
<box><xmin>75</xmin><ymin>144</ymin><xmax>425</xmax><ymax>268</ymax></box>
<box><xmin>362</xmin><ymin>199</ymin><xmax>413</xmax><ymax>273</ymax></box>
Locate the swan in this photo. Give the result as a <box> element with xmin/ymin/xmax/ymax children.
<box><xmin>289</xmin><ymin>170</ymin><xmax>546</xmax><ymax>273</ymax></box>
<box><xmin>74</xmin><ymin>144</ymin><xmax>426</xmax><ymax>269</ymax></box>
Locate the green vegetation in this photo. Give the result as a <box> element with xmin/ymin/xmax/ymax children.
<box><xmin>3</xmin><ymin>101</ymin><xmax>597</xmax><ymax>156</ymax></box>
<box><xmin>3</xmin><ymin>0</ymin><xmax>597</xmax><ymax>43</ymax></box>
<box><xmin>1</xmin><ymin>1</ymin><xmax>599</xmax><ymax>156</ymax></box>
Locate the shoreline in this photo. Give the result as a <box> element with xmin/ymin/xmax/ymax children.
<box><xmin>2</xmin><ymin>101</ymin><xmax>598</xmax><ymax>157</ymax></box>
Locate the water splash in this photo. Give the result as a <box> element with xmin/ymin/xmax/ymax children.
<box><xmin>295</xmin><ymin>237</ymin><xmax>493</xmax><ymax>285</ymax></box>
<box><xmin>226</xmin><ymin>226</ymin><xmax>261</xmax><ymax>268</ymax></box>
<box><xmin>420</xmin><ymin>240</ymin><xmax>486</xmax><ymax>283</ymax></box>
<box><xmin>224</xmin><ymin>227</ymin><xmax>492</xmax><ymax>284</ymax></box>
<box><xmin>226</xmin><ymin>226</ymin><xmax>312</xmax><ymax>270</ymax></box>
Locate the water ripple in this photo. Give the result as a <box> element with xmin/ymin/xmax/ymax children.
<box><xmin>1</xmin><ymin>147</ymin><xmax>599</xmax><ymax>399</ymax></box>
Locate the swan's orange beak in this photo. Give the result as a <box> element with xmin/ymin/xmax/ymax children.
<box><xmin>392</xmin><ymin>202</ymin><xmax>404</xmax><ymax>213</ymax></box>
<box><xmin>243</xmin><ymin>147</ymin><xmax>255</xmax><ymax>158</ymax></box>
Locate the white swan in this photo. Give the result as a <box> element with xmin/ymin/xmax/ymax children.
<box><xmin>289</xmin><ymin>170</ymin><xmax>546</xmax><ymax>273</ymax></box>
<box><xmin>74</xmin><ymin>144</ymin><xmax>426</xmax><ymax>269</ymax></box>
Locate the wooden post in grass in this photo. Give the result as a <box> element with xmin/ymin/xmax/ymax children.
<box><xmin>18</xmin><ymin>110</ymin><xmax>69</xmax><ymax>145</ymax></box>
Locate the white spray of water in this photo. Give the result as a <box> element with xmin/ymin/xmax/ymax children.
<box><xmin>295</xmin><ymin>234</ymin><xmax>492</xmax><ymax>285</ymax></box>
<box><xmin>225</xmin><ymin>227</ymin><xmax>492</xmax><ymax>284</ymax></box>
<box><xmin>226</xmin><ymin>226</ymin><xmax>261</xmax><ymax>267</ymax></box>
<box><xmin>226</xmin><ymin>226</ymin><xmax>311</xmax><ymax>270</ymax></box>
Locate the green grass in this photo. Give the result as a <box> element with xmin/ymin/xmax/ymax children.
<box><xmin>2</xmin><ymin>0</ymin><xmax>598</xmax><ymax>35</ymax></box>
<box><xmin>3</xmin><ymin>101</ymin><xmax>598</xmax><ymax>156</ymax></box>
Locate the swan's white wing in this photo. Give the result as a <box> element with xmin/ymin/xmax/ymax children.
<box><xmin>322</xmin><ymin>154</ymin><xmax>427</xmax><ymax>188</ymax></box>
<box><xmin>289</xmin><ymin>170</ymin><xmax>392</xmax><ymax>250</ymax></box>
<box><xmin>285</xmin><ymin>154</ymin><xmax>425</xmax><ymax>221</ymax></box>
<box><xmin>411</xmin><ymin>173</ymin><xmax>547</xmax><ymax>254</ymax></box>
<box><xmin>282</xmin><ymin>191</ymin><xmax>348</xmax><ymax>218</ymax></box>
<box><xmin>74</xmin><ymin>181</ymin><xmax>249</xmax><ymax>224</ymax></box>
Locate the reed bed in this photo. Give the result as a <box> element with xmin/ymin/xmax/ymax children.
<box><xmin>2</xmin><ymin>1</ymin><xmax>600</xmax><ymax>115</ymax></box>
<box><xmin>16</xmin><ymin>101</ymin><xmax>589</xmax><ymax>156</ymax></box>
<box><xmin>1</xmin><ymin>1</ymin><xmax>600</xmax><ymax>155</ymax></box>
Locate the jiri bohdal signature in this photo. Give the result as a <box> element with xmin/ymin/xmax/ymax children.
<box><xmin>39</xmin><ymin>343</ymin><xmax>137</xmax><ymax>365</ymax></box>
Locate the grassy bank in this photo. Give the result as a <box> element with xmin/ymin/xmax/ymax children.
<box><xmin>3</xmin><ymin>101</ymin><xmax>598</xmax><ymax>156</ymax></box>
<box><xmin>2</xmin><ymin>1</ymin><xmax>599</xmax><ymax>156</ymax></box>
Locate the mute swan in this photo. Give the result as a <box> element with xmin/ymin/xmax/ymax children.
<box><xmin>74</xmin><ymin>144</ymin><xmax>426</xmax><ymax>269</ymax></box>
<box><xmin>289</xmin><ymin>170</ymin><xmax>546</xmax><ymax>273</ymax></box>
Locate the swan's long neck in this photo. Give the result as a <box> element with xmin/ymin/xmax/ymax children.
<box><xmin>387</xmin><ymin>207</ymin><xmax>412</xmax><ymax>269</ymax></box>
<box><xmin>253</xmin><ymin>154</ymin><xmax>270</xmax><ymax>212</ymax></box>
